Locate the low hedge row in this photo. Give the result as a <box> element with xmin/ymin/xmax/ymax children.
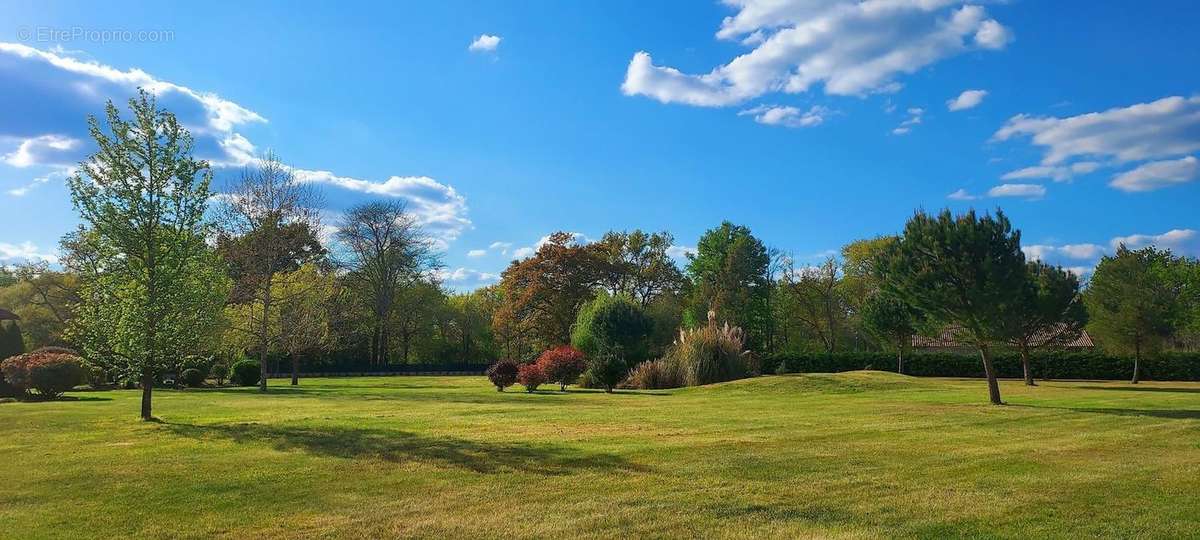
<box><xmin>771</xmin><ymin>351</ymin><xmax>1200</xmax><ymax>381</ymax></box>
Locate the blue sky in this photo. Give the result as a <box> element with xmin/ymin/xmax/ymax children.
<box><xmin>2</xmin><ymin>0</ymin><xmax>1198</xmax><ymax>289</ymax></box>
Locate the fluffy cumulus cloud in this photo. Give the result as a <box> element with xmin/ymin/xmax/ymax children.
<box><xmin>622</xmin><ymin>1</ymin><xmax>1010</xmax><ymax>107</ymax></box>
<box><xmin>0</xmin><ymin>42</ymin><xmax>265</xmax><ymax>171</ymax></box>
<box><xmin>0</xmin><ymin>43</ymin><xmax>472</xmax><ymax>246</ymax></box>
<box><xmin>1110</xmin><ymin>228</ymin><xmax>1197</xmax><ymax>252</ymax></box>
<box><xmin>1023</xmin><ymin>243</ymin><xmax>1104</xmax><ymax>262</ymax></box>
<box><xmin>1109</xmin><ymin>156</ymin><xmax>1199</xmax><ymax>192</ymax></box>
<box><xmin>737</xmin><ymin>104</ymin><xmax>828</xmax><ymax>128</ymax></box>
<box><xmin>0</xmin><ymin>241</ymin><xmax>58</xmax><ymax>263</ymax></box>
<box><xmin>993</xmin><ymin>95</ymin><xmax>1200</xmax><ymax>191</ymax></box>
<box><xmin>292</xmin><ymin>170</ymin><xmax>471</xmax><ymax>243</ymax></box>
<box><xmin>666</xmin><ymin>245</ymin><xmax>696</xmax><ymax>259</ymax></box>
<box><xmin>468</xmin><ymin>34</ymin><xmax>501</xmax><ymax>53</ymax></box>
<box><xmin>987</xmin><ymin>183</ymin><xmax>1045</xmax><ymax>199</ymax></box>
<box><xmin>510</xmin><ymin>232</ymin><xmax>591</xmax><ymax>260</ymax></box>
<box><xmin>947</xmin><ymin>89</ymin><xmax>987</xmax><ymax>111</ymax></box>
<box><xmin>436</xmin><ymin>267</ymin><xmax>500</xmax><ymax>286</ymax></box>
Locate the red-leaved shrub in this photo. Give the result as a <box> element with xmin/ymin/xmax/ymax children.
<box><xmin>487</xmin><ymin>359</ymin><xmax>519</xmax><ymax>391</ymax></box>
<box><xmin>536</xmin><ymin>346</ymin><xmax>587</xmax><ymax>391</ymax></box>
<box><xmin>1</xmin><ymin>352</ymin><xmax>85</xmax><ymax>399</ymax></box>
<box><xmin>517</xmin><ymin>363</ymin><xmax>546</xmax><ymax>393</ymax></box>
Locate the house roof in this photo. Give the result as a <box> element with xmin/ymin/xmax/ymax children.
<box><xmin>912</xmin><ymin>324</ymin><xmax>1093</xmax><ymax>349</ymax></box>
<box><xmin>0</xmin><ymin>308</ymin><xmax>19</xmax><ymax>321</ymax></box>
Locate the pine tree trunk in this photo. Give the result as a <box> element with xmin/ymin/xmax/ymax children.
<box><xmin>978</xmin><ymin>344</ymin><xmax>1003</xmax><ymax>405</ymax></box>
<box><xmin>1020</xmin><ymin>343</ymin><xmax>1036</xmax><ymax>386</ymax></box>
<box><xmin>140</xmin><ymin>370</ymin><xmax>154</xmax><ymax>420</ymax></box>
<box><xmin>291</xmin><ymin>355</ymin><xmax>299</xmax><ymax>385</ymax></box>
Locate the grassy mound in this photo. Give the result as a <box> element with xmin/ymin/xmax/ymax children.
<box><xmin>689</xmin><ymin>370</ymin><xmax>935</xmax><ymax>395</ymax></box>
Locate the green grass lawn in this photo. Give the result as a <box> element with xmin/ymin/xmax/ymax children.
<box><xmin>2</xmin><ymin>372</ymin><xmax>1199</xmax><ymax>539</ymax></box>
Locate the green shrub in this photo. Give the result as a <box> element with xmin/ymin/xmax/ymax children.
<box><xmin>487</xmin><ymin>359</ymin><xmax>519</xmax><ymax>391</ymax></box>
<box><xmin>209</xmin><ymin>363</ymin><xmax>229</xmax><ymax>386</ymax></box>
<box><xmin>588</xmin><ymin>346</ymin><xmax>628</xmax><ymax>393</ymax></box>
<box><xmin>0</xmin><ymin>321</ymin><xmax>25</xmax><ymax>362</ymax></box>
<box><xmin>230</xmin><ymin>359</ymin><xmax>261</xmax><ymax>386</ymax></box>
<box><xmin>180</xmin><ymin>368</ymin><xmax>206</xmax><ymax>387</ymax></box>
<box><xmin>572</xmin><ymin>294</ymin><xmax>653</xmax><ymax>365</ymax></box>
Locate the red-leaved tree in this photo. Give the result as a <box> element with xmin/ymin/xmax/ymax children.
<box><xmin>536</xmin><ymin>346</ymin><xmax>587</xmax><ymax>391</ymax></box>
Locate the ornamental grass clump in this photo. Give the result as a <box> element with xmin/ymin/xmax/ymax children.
<box><xmin>629</xmin><ymin>311</ymin><xmax>749</xmax><ymax>389</ymax></box>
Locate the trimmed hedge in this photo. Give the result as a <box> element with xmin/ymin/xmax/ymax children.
<box><xmin>772</xmin><ymin>351</ymin><xmax>1200</xmax><ymax>381</ymax></box>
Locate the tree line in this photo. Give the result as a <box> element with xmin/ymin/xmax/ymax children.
<box><xmin>1</xmin><ymin>92</ymin><xmax>1198</xmax><ymax>417</ymax></box>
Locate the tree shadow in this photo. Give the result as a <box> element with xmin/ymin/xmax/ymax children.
<box><xmin>1011</xmin><ymin>404</ymin><xmax>1200</xmax><ymax>420</ymax></box>
<box><xmin>1075</xmin><ymin>385</ymin><xmax>1200</xmax><ymax>395</ymax></box>
<box><xmin>165</xmin><ymin>422</ymin><xmax>650</xmax><ymax>475</ymax></box>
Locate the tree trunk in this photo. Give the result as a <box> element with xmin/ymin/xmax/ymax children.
<box><xmin>978</xmin><ymin>344</ymin><xmax>1003</xmax><ymax>405</ymax></box>
<box><xmin>259</xmin><ymin>281</ymin><xmax>271</xmax><ymax>392</ymax></box>
<box><xmin>291</xmin><ymin>354</ymin><xmax>299</xmax><ymax>386</ymax></box>
<box><xmin>1132</xmin><ymin>339</ymin><xmax>1141</xmax><ymax>384</ymax></box>
<box><xmin>1020</xmin><ymin>343</ymin><xmax>1036</xmax><ymax>386</ymax></box>
<box><xmin>140</xmin><ymin>370</ymin><xmax>154</xmax><ymax>420</ymax></box>
<box><xmin>896</xmin><ymin>347</ymin><xmax>903</xmax><ymax>375</ymax></box>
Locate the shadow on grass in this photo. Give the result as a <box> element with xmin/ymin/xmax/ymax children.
<box><xmin>1013</xmin><ymin>404</ymin><xmax>1200</xmax><ymax>419</ymax></box>
<box><xmin>1075</xmin><ymin>385</ymin><xmax>1200</xmax><ymax>395</ymax></box>
<box><xmin>191</xmin><ymin>385</ymin><xmax>671</xmax><ymax>404</ymax></box>
<box><xmin>165</xmin><ymin>422</ymin><xmax>650</xmax><ymax>475</ymax></box>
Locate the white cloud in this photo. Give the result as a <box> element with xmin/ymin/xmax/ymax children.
<box><xmin>987</xmin><ymin>183</ymin><xmax>1045</xmax><ymax>199</ymax></box>
<box><xmin>0</xmin><ymin>42</ymin><xmax>265</xmax><ymax>169</ymax></box>
<box><xmin>436</xmin><ymin>267</ymin><xmax>499</xmax><ymax>285</ymax></box>
<box><xmin>737</xmin><ymin>105</ymin><xmax>828</xmax><ymax>128</ymax></box>
<box><xmin>1000</xmin><ymin>161</ymin><xmax>1101</xmax><ymax>183</ymax></box>
<box><xmin>467</xmin><ymin>249</ymin><xmax>487</xmax><ymax>258</ymax></box>
<box><xmin>892</xmin><ymin>107</ymin><xmax>924</xmax><ymax>135</ymax></box>
<box><xmin>509</xmin><ymin>232</ymin><xmax>591</xmax><ymax>261</ymax></box>
<box><xmin>468</xmin><ymin>34</ymin><xmax>501</xmax><ymax>53</ymax></box>
<box><xmin>1023</xmin><ymin>243</ymin><xmax>1104</xmax><ymax>261</ymax></box>
<box><xmin>946</xmin><ymin>188</ymin><xmax>979</xmax><ymax>201</ymax></box>
<box><xmin>0</xmin><ymin>241</ymin><xmax>58</xmax><ymax>263</ymax></box>
<box><xmin>666</xmin><ymin>245</ymin><xmax>696</xmax><ymax>258</ymax></box>
<box><xmin>512</xmin><ymin>246</ymin><xmax>535</xmax><ymax>259</ymax></box>
<box><xmin>947</xmin><ymin>89</ymin><xmax>987</xmax><ymax>111</ymax></box>
<box><xmin>622</xmin><ymin>2</ymin><xmax>1010</xmax><ymax>106</ymax></box>
<box><xmin>6</xmin><ymin>167</ymin><xmax>72</xmax><ymax>197</ymax></box>
<box><xmin>994</xmin><ymin>96</ymin><xmax>1200</xmax><ymax>192</ymax></box>
<box><xmin>1110</xmin><ymin>229</ymin><xmax>1197</xmax><ymax>252</ymax></box>
<box><xmin>1109</xmin><ymin>156</ymin><xmax>1199</xmax><ymax>192</ymax></box>
<box><xmin>289</xmin><ymin>170</ymin><xmax>471</xmax><ymax>244</ymax></box>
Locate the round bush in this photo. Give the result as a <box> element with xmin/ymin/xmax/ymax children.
<box><xmin>180</xmin><ymin>368</ymin><xmax>205</xmax><ymax>387</ymax></box>
<box><xmin>2</xmin><ymin>352</ymin><xmax>85</xmax><ymax>399</ymax></box>
<box><xmin>486</xmin><ymin>359</ymin><xmax>519</xmax><ymax>391</ymax></box>
<box><xmin>517</xmin><ymin>363</ymin><xmax>546</xmax><ymax>392</ymax></box>
<box><xmin>209</xmin><ymin>363</ymin><xmax>229</xmax><ymax>385</ymax></box>
<box><xmin>571</xmin><ymin>294</ymin><xmax>653</xmax><ymax>364</ymax></box>
<box><xmin>230</xmin><ymin>359</ymin><xmax>261</xmax><ymax>387</ymax></box>
<box><xmin>536</xmin><ymin>346</ymin><xmax>587</xmax><ymax>391</ymax></box>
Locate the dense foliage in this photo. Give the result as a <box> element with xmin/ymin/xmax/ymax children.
<box><xmin>180</xmin><ymin>368</ymin><xmax>205</xmax><ymax>388</ymax></box>
<box><xmin>1</xmin><ymin>352</ymin><xmax>85</xmax><ymax>399</ymax></box>
<box><xmin>535</xmin><ymin>346</ymin><xmax>587</xmax><ymax>391</ymax></box>
<box><xmin>230</xmin><ymin>359</ymin><xmax>261</xmax><ymax>387</ymax></box>
<box><xmin>773</xmin><ymin>350</ymin><xmax>1200</xmax><ymax>381</ymax></box>
<box><xmin>486</xmin><ymin>359</ymin><xmax>519</xmax><ymax>391</ymax></box>
<box><xmin>517</xmin><ymin>363</ymin><xmax>546</xmax><ymax>392</ymax></box>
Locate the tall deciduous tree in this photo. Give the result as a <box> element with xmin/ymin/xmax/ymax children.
<box><xmin>594</xmin><ymin>230</ymin><xmax>686</xmax><ymax>307</ymax></box>
<box><xmin>882</xmin><ymin>209</ymin><xmax>1026</xmax><ymax>405</ymax></box>
<box><xmin>687</xmin><ymin>222</ymin><xmax>770</xmax><ymax>350</ymax></box>
<box><xmin>216</xmin><ymin>152</ymin><xmax>324</xmax><ymax>391</ymax></box>
<box><xmin>780</xmin><ymin>257</ymin><xmax>848</xmax><ymax>353</ymax></box>
<box><xmin>494</xmin><ymin>232</ymin><xmax>603</xmax><ymax>356</ymax></box>
<box><xmin>337</xmin><ymin>201</ymin><xmax>438</xmax><ymax>364</ymax></box>
<box><xmin>860</xmin><ymin>291</ymin><xmax>918</xmax><ymax>373</ymax></box>
<box><xmin>1011</xmin><ymin>261</ymin><xmax>1087</xmax><ymax>386</ymax></box>
<box><xmin>66</xmin><ymin>90</ymin><xmax>228</xmax><ymax>420</ymax></box>
<box><xmin>1084</xmin><ymin>245</ymin><xmax>1187</xmax><ymax>383</ymax></box>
